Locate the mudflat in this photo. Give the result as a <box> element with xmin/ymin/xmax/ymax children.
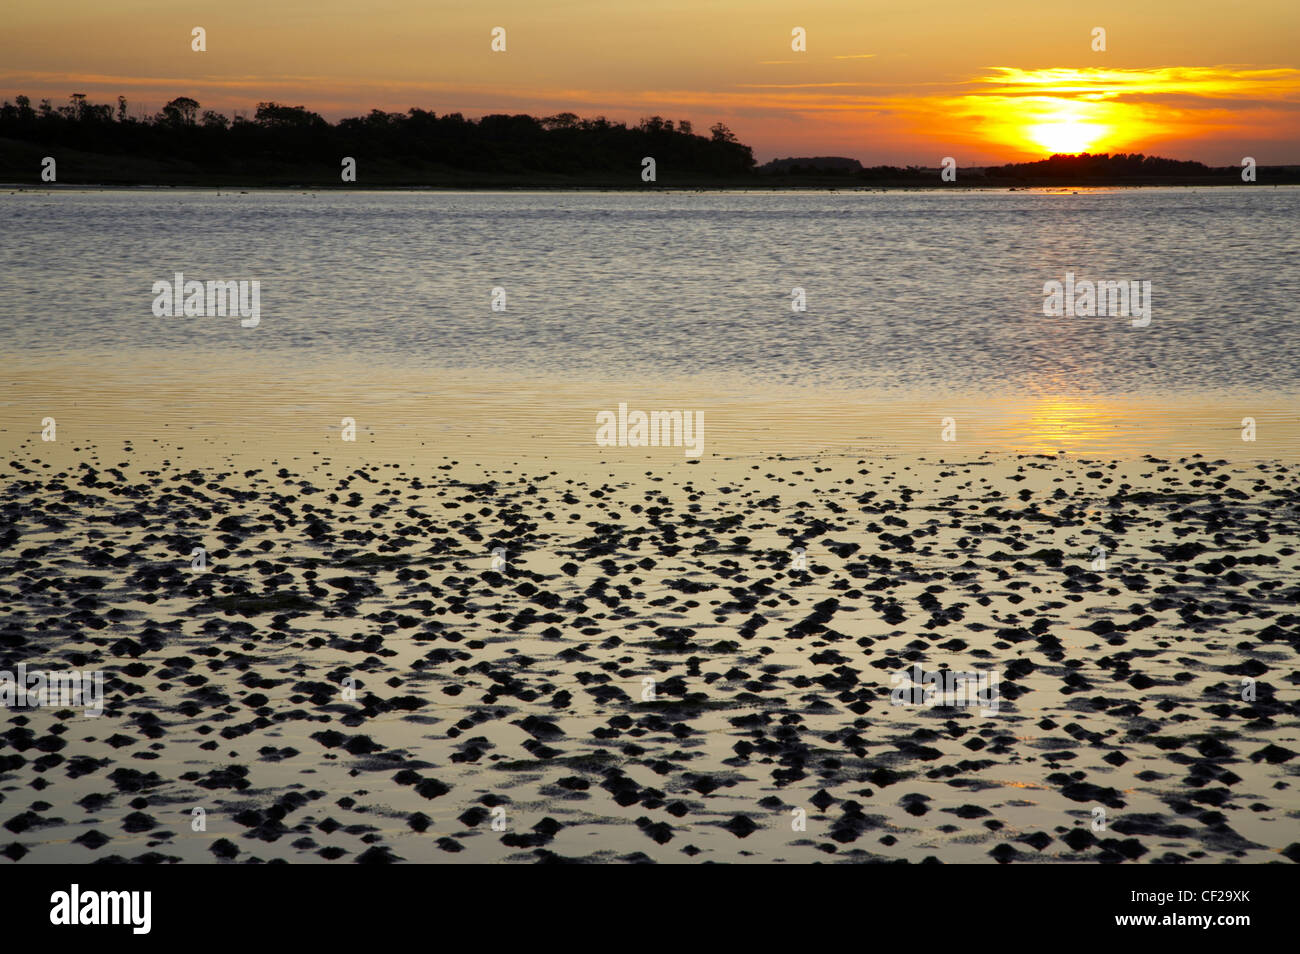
<box><xmin>3</xmin><ymin>430</ymin><xmax>1296</xmax><ymax>864</ymax></box>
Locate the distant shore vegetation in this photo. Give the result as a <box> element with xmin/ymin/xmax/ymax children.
<box><xmin>2</xmin><ymin>94</ymin><xmax>1295</xmax><ymax>187</ymax></box>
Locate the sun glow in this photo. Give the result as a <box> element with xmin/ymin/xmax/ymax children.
<box><xmin>924</xmin><ymin>66</ymin><xmax>1300</xmax><ymax>159</ymax></box>
<box><xmin>973</xmin><ymin>88</ymin><xmax>1126</xmax><ymax>156</ymax></box>
<box><xmin>1023</xmin><ymin>107</ymin><xmax>1111</xmax><ymax>154</ymax></box>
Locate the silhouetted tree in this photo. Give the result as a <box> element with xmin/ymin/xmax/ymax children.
<box><xmin>710</xmin><ymin>122</ymin><xmax>737</xmax><ymax>143</ymax></box>
<box><xmin>160</xmin><ymin>96</ymin><xmax>200</xmax><ymax>126</ymax></box>
<box><xmin>254</xmin><ymin>102</ymin><xmax>326</xmax><ymax>128</ymax></box>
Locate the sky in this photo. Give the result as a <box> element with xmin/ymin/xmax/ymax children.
<box><xmin>3</xmin><ymin>0</ymin><xmax>1299</xmax><ymax>164</ymax></box>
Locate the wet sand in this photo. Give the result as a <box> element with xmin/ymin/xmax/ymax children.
<box><xmin>2</xmin><ymin>365</ymin><xmax>1297</xmax><ymax>863</ymax></box>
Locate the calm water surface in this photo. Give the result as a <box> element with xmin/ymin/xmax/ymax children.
<box><xmin>2</xmin><ymin>187</ymin><xmax>1297</xmax><ymax>396</ymax></box>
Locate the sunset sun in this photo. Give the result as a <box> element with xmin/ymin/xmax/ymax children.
<box><xmin>1025</xmin><ymin>117</ymin><xmax>1109</xmax><ymax>154</ymax></box>
<box><xmin>1012</xmin><ymin>96</ymin><xmax>1118</xmax><ymax>155</ymax></box>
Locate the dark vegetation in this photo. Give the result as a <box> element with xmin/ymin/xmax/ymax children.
<box><xmin>0</xmin><ymin>94</ymin><xmax>753</xmax><ymax>186</ymax></box>
<box><xmin>981</xmin><ymin>152</ymin><xmax>1293</xmax><ymax>184</ymax></box>
<box><xmin>762</xmin><ymin>153</ymin><xmax>1299</xmax><ymax>186</ymax></box>
<box><xmin>2</xmin><ymin>93</ymin><xmax>1295</xmax><ymax>187</ymax></box>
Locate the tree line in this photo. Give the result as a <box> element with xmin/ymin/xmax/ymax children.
<box><xmin>983</xmin><ymin>152</ymin><xmax>1240</xmax><ymax>180</ymax></box>
<box><xmin>0</xmin><ymin>94</ymin><xmax>757</xmax><ymax>181</ymax></box>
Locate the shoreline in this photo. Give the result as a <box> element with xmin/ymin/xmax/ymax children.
<box><xmin>6</xmin><ymin>181</ymin><xmax>1299</xmax><ymax>192</ymax></box>
<box><xmin>5</xmin><ymin>357</ymin><xmax>1298</xmax><ymax>465</ymax></box>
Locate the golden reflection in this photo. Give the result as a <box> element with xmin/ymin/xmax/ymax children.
<box><xmin>1007</xmin><ymin>398</ymin><xmax>1123</xmax><ymax>454</ymax></box>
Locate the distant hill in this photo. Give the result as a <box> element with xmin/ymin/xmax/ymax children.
<box><xmin>760</xmin><ymin>156</ymin><xmax>863</xmax><ymax>174</ymax></box>
<box><xmin>759</xmin><ymin>153</ymin><xmax>1300</xmax><ymax>187</ymax></box>
<box><xmin>984</xmin><ymin>152</ymin><xmax>1256</xmax><ymax>182</ymax></box>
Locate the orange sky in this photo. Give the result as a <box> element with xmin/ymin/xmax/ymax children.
<box><xmin>3</xmin><ymin>0</ymin><xmax>1298</xmax><ymax>163</ymax></box>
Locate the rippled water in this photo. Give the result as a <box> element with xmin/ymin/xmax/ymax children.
<box><xmin>2</xmin><ymin>187</ymin><xmax>1297</xmax><ymax>400</ymax></box>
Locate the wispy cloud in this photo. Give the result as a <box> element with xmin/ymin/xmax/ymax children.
<box><xmin>736</xmin><ymin>82</ymin><xmax>884</xmax><ymax>90</ymax></box>
<box><xmin>972</xmin><ymin>65</ymin><xmax>1300</xmax><ymax>100</ymax></box>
